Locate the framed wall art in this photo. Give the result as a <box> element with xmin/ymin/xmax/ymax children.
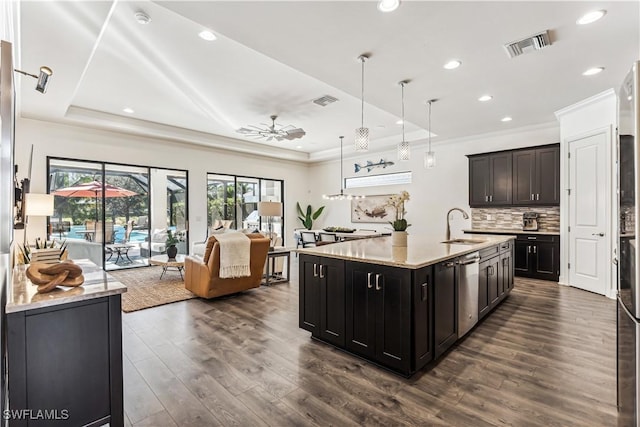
<box><xmin>351</xmin><ymin>194</ymin><xmax>394</xmax><ymax>223</ymax></box>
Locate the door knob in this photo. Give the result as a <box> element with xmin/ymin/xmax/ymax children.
<box><xmin>592</xmin><ymin>232</ymin><xmax>605</xmax><ymax>237</ymax></box>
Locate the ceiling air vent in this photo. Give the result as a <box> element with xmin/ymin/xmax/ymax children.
<box><xmin>504</xmin><ymin>30</ymin><xmax>551</xmax><ymax>58</ymax></box>
<box><xmin>313</xmin><ymin>95</ymin><xmax>339</xmax><ymax>107</ymax></box>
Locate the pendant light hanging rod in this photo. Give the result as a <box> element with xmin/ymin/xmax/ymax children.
<box><xmin>360</xmin><ymin>56</ymin><xmax>366</xmax><ymax>129</ymax></box>
<box><xmin>340</xmin><ymin>136</ymin><xmax>344</xmax><ymax>195</ymax></box>
<box><xmin>425</xmin><ymin>98</ymin><xmax>438</xmax><ymax>168</ymax></box>
<box><xmin>398</xmin><ymin>80</ymin><xmax>410</xmax><ymax>161</ymax></box>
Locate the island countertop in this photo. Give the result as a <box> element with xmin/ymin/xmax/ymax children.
<box><xmin>6</xmin><ymin>259</ymin><xmax>127</xmax><ymax>313</ymax></box>
<box><xmin>297</xmin><ymin>234</ymin><xmax>515</xmax><ymax>269</ymax></box>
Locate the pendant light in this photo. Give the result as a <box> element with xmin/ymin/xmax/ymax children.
<box><xmin>397</xmin><ymin>80</ymin><xmax>410</xmax><ymax>161</ymax></box>
<box><xmin>424</xmin><ymin>99</ymin><xmax>437</xmax><ymax>169</ymax></box>
<box><xmin>355</xmin><ymin>54</ymin><xmax>370</xmax><ymax>151</ymax></box>
<box><xmin>323</xmin><ymin>136</ymin><xmax>365</xmax><ymax>200</ymax></box>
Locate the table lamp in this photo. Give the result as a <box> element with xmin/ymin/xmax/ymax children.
<box><xmin>258</xmin><ymin>201</ymin><xmax>282</xmax><ymax>249</ymax></box>
<box><xmin>23</xmin><ymin>193</ymin><xmax>54</xmax><ymax>245</ymax></box>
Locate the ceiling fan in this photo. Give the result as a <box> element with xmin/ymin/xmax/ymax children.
<box><xmin>236</xmin><ymin>115</ymin><xmax>306</xmax><ymax>141</ymax></box>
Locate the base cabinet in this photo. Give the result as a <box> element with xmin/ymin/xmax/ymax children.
<box><xmin>514</xmin><ymin>235</ymin><xmax>559</xmax><ymax>281</ymax></box>
<box><xmin>433</xmin><ymin>260</ymin><xmax>457</xmax><ymax>358</ymax></box>
<box><xmin>479</xmin><ymin>241</ymin><xmax>513</xmax><ymax>320</ymax></box>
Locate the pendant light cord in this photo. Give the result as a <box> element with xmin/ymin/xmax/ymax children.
<box><xmin>428</xmin><ymin>100</ymin><xmax>432</xmax><ymax>152</ymax></box>
<box><xmin>340</xmin><ymin>136</ymin><xmax>344</xmax><ymax>194</ymax></box>
<box><xmin>401</xmin><ymin>82</ymin><xmax>406</xmax><ymax>142</ymax></box>
<box><xmin>360</xmin><ymin>57</ymin><xmax>365</xmax><ymax>127</ymax></box>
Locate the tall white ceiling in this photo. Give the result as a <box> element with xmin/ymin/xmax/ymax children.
<box><xmin>15</xmin><ymin>1</ymin><xmax>640</xmax><ymax>162</ymax></box>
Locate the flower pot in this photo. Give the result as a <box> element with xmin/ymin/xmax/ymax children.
<box><xmin>166</xmin><ymin>244</ymin><xmax>178</xmax><ymax>259</ymax></box>
<box><xmin>391</xmin><ymin>231</ymin><xmax>408</xmax><ymax>247</ymax></box>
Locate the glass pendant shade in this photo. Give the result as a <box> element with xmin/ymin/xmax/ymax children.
<box><xmin>424</xmin><ymin>151</ymin><xmax>436</xmax><ymax>168</ymax></box>
<box><xmin>398</xmin><ymin>140</ymin><xmax>410</xmax><ymax>161</ymax></box>
<box><xmin>355</xmin><ymin>127</ymin><xmax>370</xmax><ymax>151</ymax></box>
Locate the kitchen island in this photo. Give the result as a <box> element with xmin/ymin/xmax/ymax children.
<box><xmin>298</xmin><ymin>234</ymin><xmax>515</xmax><ymax>377</ymax></box>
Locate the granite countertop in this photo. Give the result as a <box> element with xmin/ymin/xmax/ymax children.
<box><xmin>6</xmin><ymin>259</ymin><xmax>127</xmax><ymax>313</ymax></box>
<box><xmin>464</xmin><ymin>228</ymin><xmax>560</xmax><ymax>236</ymax></box>
<box><xmin>297</xmin><ymin>234</ymin><xmax>515</xmax><ymax>269</ymax></box>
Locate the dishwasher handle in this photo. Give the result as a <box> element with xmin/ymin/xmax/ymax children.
<box><xmin>458</xmin><ymin>257</ymin><xmax>480</xmax><ymax>266</ymax></box>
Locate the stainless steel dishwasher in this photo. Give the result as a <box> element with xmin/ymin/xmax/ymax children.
<box><xmin>457</xmin><ymin>251</ymin><xmax>480</xmax><ymax>338</ymax></box>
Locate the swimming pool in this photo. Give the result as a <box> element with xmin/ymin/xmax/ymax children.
<box><xmin>64</xmin><ymin>225</ymin><xmax>149</xmax><ymax>243</ymax></box>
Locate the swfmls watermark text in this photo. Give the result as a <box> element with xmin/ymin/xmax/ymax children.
<box><xmin>3</xmin><ymin>409</ymin><xmax>69</xmax><ymax>421</ymax></box>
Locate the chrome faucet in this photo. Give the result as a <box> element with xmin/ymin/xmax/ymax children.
<box><xmin>446</xmin><ymin>208</ymin><xmax>469</xmax><ymax>241</ymax></box>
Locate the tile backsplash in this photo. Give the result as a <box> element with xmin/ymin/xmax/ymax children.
<box><xmin>471</xmin><ymin>207</ymin><xmax>560</xmax><ymax>232</ymax></box>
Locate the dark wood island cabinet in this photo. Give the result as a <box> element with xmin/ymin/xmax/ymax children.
<box><xmin>299</xmin><ymin>234</ymin><xmax>514</xmax><ymax>377</ymax></box>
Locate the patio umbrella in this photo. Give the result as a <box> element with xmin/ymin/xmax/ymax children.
<box><xmin>52</xmin><ymin>180</ymin><xmax>138</xmax><ymax>220</ymax></box>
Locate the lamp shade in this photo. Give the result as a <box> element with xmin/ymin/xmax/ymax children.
<box><xmin>24</xmin><ymin>193</ymin><xmax>54</xmax><ymax>216</ymax></box>
<box><xmin>258</xmin><ymin>201</ymin><xmax>282</xmax><ymax>217</ymax></box>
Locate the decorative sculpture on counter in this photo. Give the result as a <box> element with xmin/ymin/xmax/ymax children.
<box><xmin>26</xmin><ymin>261</ymin><xmax>85</xmax><ymax>293</ymax></box>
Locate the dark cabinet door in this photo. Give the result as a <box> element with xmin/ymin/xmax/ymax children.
<box><xmin>479</xmin><ymin>258</ymin><xmax>491</xmax><ymax>319</ymax></box>
<box><xmin>500</xmin><ymin>250</ymin><xmax>513</xmax><ymax>296</ymax></box>
<box><xmin>345</xmin><ymin>264</ymin><xmax>376</xmax><ymax>359</ymax></box>
<box><xmin>489</xmin><ymin>152</ymin><xmax>513</xmax><ymax>205</ymax></box>
<box><xmin>374</xmin><ymin>266</ymin><xmax>412</xmax><ymax>372</ymax></box>
<box><xmin>514</xmin><ymin>240</ymin><xmax>531</xmax><ymax>275</ymax></box>
<box><xmin>319</xmin><ymin>257</ymin><xmax>346</xmax><ymax>347</ymax></box>
<box><xmin>486</xmin><ymin>256</ymin><xmax>500</xmax><ymax>305</ymax></box>
<box><xmin>512</xmin><ymin>149</ymin><xmax>536</xmax><ymax>205</ymax></box>
<box><xmin>536</xmin><ymin>145</ymin><xmax>560</xmax><ymax>205</ymax></box>
<box><xmin>434</xmin><ymin>260</ymin><xmax>457</xmax><ymax>359</ymax></box>
<box><xmin>469</xmin><ymin>155</ymin><xmax>490</xmax><ymax>206</ymax></box>
<box><xmin>413</xmin><ymin>266</ymin><xmax>433</xmax><ymax>370</ymax></box>
<box><xmin>299</xmin><ymin>254</ymin><xmax>320</xmax><ymax>334</ymax></box>
<box><xmin>534</xmin><ymin>241</ymin><xmax>559</xmax><ymax>281</ymax></box>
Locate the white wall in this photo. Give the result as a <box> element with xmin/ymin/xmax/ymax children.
<box><xmin>555</xmin><ymin>89</ymin><xmax>618</xmax><ymax>297</ymax></box>
<box><xmin>308</xmin><ymin>123</ymin><xmax>560</xmax><ymax>242</ymax></box>
<box><xmin>14</xmin><ymin>118</ymin><xmax>310</xmax><ymax>249</ymax></box>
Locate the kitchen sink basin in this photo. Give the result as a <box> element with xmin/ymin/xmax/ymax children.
<box><xmin>441</xmin><ymin>238</ymin><xmax>486</xmax><ymax>245</ymax></box>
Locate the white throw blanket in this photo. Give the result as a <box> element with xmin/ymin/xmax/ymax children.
<box><xmin>215</xmin><ymin>232</ymin><xmax>251</xmax><ymax>278</ymax></box>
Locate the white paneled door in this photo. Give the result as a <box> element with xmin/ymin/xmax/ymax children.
<box><xmin>568</xmin><ymin>131</ymin><xmax>608</xmax><ymax>295</ymax></box>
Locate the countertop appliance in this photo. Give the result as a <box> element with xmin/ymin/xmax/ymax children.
<box><xmin>617</xmin><ymin>60</ymin><xmax>640</xmax><ymax>427</ymax></box>
<box><xmin>522</xmin><ymin>212</ymin><xmax>539</xmax><ymax>231</ymax></box>
<box><xmin>457</xmin><ymin>251</ymin><xmax>480</xmax><ymax>338</ymax></box>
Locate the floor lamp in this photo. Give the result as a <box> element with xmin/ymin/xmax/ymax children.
<box><xmin>23</xmin><ymin>193</ymin><xmax>54</xmax><ymax>246</ymax></box>
<box><xmin>258</xmin><ymin>201</ymin><xmax>282</xmax><ymax>249</ymax></box>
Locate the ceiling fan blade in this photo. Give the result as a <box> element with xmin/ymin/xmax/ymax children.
<box><xmin>284</xmin><ymin>129</ymin><xmax>306</xmax><ymax>140</ymax></box>
<box><xmin>236</xmin><ymin>127</ymin><xmax>254</xmax><ymax>134</ymax></box>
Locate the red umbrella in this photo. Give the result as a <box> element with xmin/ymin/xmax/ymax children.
<box><xmin>53</xmin><ymin>180</ymin><xmax>138</xmax><ymax>220</ymax></box>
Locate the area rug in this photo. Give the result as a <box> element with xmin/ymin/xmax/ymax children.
<box><xmin>109</xmin><ymin>266</ymin><xmax>197</xmax><ymax>313</ymax></box>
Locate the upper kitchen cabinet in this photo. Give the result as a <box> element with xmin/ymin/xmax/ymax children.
<box><xmin>469</xmin><ymin>144</ymin><xmax>560</xmax><ymax>208</ymax></box>
<box><xmin>512</xmin><ymin>144</ymin><xmax>560</xmax><ymax>206</ymax></box>
<box><xmin>468</xmin><ymin>152</ymin><xmax>512</xmax><ymax>207</ymax></box>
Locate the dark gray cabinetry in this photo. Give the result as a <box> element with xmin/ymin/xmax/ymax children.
<box><xmin>7</xmin><ymin>296</ymin><xmax>123</xmax><ymax>427</ymax></box>
<box><xmin>469</xmin><ymin>143</ymin><xmax>560</xmax><ymax>207</ymax></box>
<box><xmin>299</xmin><ymin>254</ymin><xmax>345</xmax><ymax>347</ymax></box>
<box><xmin>469</xmin><ymin>152</ymin><xmax>512</xmax><ymax>206</ymax></box>
<box><xmin>433</xmin><ymin>260</ymin><xmax>457</xmax><ymax>358</ymax></box>
<box><xmin>512</xmin><ymin>145</ymin><xmax>560</xmax><ymax>205</ymax></box>
<box><xmin>514</xmin><ymin>234</ymin><xmax>559</xmax><ymax>281</ymax></box>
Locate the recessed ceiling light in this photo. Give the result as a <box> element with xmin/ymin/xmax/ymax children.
<box><xmin>296</xmin><ymin>145</ymin><xmax>302</xmax><ymax>149</ymax></box>
<box><xmin>443</xmin><ymin>60</ymin><xmax>462</xmax><ymax>70</ymax></box>
<box><xmin>134</xmin><ymin>11</ymin><xmax>151</xmax><ymax>25</ymax></box>
<box><xmin>198</xmin><ymin>30</ymin><xmax>217</xmax><ymax>41</ymax></box>
<box><xmin>478</xmin><ymin>95</ymin><xmax>493</xmax><ymax>102</ymax></box>
<box><xmin>123</xmin><ymin>107</ymin><xmax>135</xmax><ymax>114</ymax></box>
<box><xmin>501</xmin><ymin>116</ymin><xmax>512</xmax><ymax>122</ymax></box>
<box><xmin>629</xmin><ymin>95</ymin><xmax>633</xmax><ymax>101</ymax></box>
<box><xmin>583</xmin><ymin>67</ymin><xmax>604</xmax><ymax>76</ymax></box>
<box><xmin>396</xmin><ymin>119</ymin><xmax>403</xmax><ymax>125</ymax></box>
<box><xmin>377</xmin><ymin>0</ymin><xmax>400</xmax><ymax>12</ymax></box>
<box><xmin>577</xmin><ymin>10</ymin><xmax>606</xmax><ymax>25</ymax></box>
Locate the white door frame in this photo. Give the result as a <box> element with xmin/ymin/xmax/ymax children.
<box><xmin>560</xmin><ymin>125</ymin><xmax>615</xmax><ymax>298</ymax></box>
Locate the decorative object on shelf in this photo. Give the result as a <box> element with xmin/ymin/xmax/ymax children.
<box><xmin>26</xmin><ymin>260</ymin><xmax>84</xmax><ymax>293</ymax></box>
<box><xmin>424</xmin><ymin>99</ymin><xmax>438</xmax><ymax>169</ymax></box>
<box><xmin>258</xmin><ymin>201</ymin><xmax>283</xmax><ymax>249</ymax></box>
<box><xmin>236</xmin><ymin>115</ymin><xmax>305</xmax><ymax>141</ymax></box>
<box><xmin>354</xmin><ymin>159</ymin><xmax>395</xmax><ymax>173</ymax></box>
<box><xmin>323</xmin><ymin>136</ymin><xmax>366</xmax><ymax>200</ymax></box>
<box><xmin>355</xmin><ymin>54</ymin><xmax>370</xmax><ymax>151</ymax></box>
<box><xmin>165</xmin><ymin>229</ymin><xmax>180</xmax><ymax>259</ymax></box>
<box><xmin>397</xmin><ymin>80</ymin><xmax>410</xmax><ymax>161</ymax></box>
<box><xmin>17</xmin><ymin>239</ymin><xmax>68</xmax><ymax>264</ymax></box>
<box><xmin>386</xmin><ymin>191</ymin><xmax>411</xmax><ymax>232</ymax></box>
<box><xmin>296</xmin><ymin>202</ymin><xmax>325</xmax><ymax>230</ymax></box>
<box><xmin>351</xmin><ymin>194</ymin><xmax>394</xmax><ymax>223</ymax></box>
<box><xmin>323</xmin><ymin>226</ymin><xmax>356</xmax><ymax>233</ymax></box>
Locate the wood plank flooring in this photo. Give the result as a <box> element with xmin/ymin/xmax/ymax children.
<box><xmin>122</xmin><ymin>258</ymin><xmax>618</xmax><ymax>426</ymax></box>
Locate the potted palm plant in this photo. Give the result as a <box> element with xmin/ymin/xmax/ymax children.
<box><xmin>165</xmin><ymin>230</ymin><xmax>179</xmax><ymax>259</ymax></box>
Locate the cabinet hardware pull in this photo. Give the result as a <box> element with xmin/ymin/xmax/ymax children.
<box><xmin>319</xmin><ymin>264</ymin><xmax>324</xmax><ymax>279</ymax></box>
<box><xmin>527</xmin><ymin>236</ymin><xmax>537</xmax><ymax>240</ymax></box>
<box><xmin>485</xmin><ymin>195</ymin><xmax>488</xmax><ymax>202</ymax></box>
<box><xmin>528</xmin><ymin>245</ymin><xmax>531</xmax><ymax>253</ymax></box>
<box><xmin>375</xmin><ymin>274</ymin><xmax>383</xmax><ymax>291</ymax></box>
<box><xmin>536</xmin><ymin>193</ymin><xmax>539</xmax><ymax>200</ymax></box>
<box><xmin>444</xmin><ymin>261</ymin><xmax>456</xmax><ymax>268</ymax></box>
<box><xmin>533</xmin><ymin>246</ymin><xmax>537</xmax><ymax>254</ymax></box>
<box><xmin>531</xmin><ymin>193</ymin><xmax>534</xmax><ymax>200</ymax></box>
<box><xmin>367</xmin><ymin>272</ymin><xmax>373</xmax><ymax>289</ymax></box>
<box><xmin>489</xmin><ymin>195</ymin><xmax>493</xmax><ymax>202</ymax></box>
<box><xmin>421</xmin><ymin>282</ymin><xmax>428</xmax><ymax>302</ymax></box>
<box><xmin>313</xmin><ymin>264</ymin><xmax>318</xmax><ymax>277</ymax></box>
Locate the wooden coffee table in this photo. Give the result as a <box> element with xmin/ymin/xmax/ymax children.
<box><xmin>149</xmin><ymin>254</ymin><xmax>186</xmax><ymax>279</ymax></box>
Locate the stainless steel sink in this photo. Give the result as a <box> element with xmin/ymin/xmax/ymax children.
<box><xmin>441</xmin><ymin>238</ymin><xmax>486</xmax><ymax>245</ymax></box>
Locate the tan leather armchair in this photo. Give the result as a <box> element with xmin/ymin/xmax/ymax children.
<box><xmin>184</xmin><ymin>233</ymin><xmax>270</xmax><ymax>299</ymax></box>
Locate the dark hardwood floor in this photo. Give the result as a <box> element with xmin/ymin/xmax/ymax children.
<box><xmin>122</xmin><ymin>258</ymin><xmax>617</xmax><ymax>426</ymax></box>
